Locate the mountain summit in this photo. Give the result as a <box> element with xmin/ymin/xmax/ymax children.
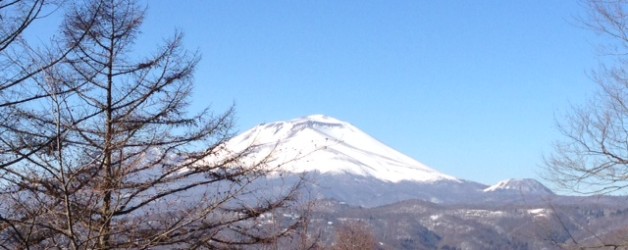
<box><xmin>483</xmin><ymin>178</ymin><xmax>554</xmax><ymax>195</ymax></box>
<box><xmin>227</xmin><ymin>114</ymin><xmax>459</xmax><ymax>183</ymax></box>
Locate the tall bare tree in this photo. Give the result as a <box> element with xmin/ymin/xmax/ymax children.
<box><xmin>0</xmin><ymin>2</ymin><xmax>99</xmax><ymax>247</ymax></box>
<box><xmin>546</xmin><ymin>0</ymin><xmax>628</xmax><ymax>195</ymax></box>
<box><xmin>0</xmin><ymin>0</ymin><xmax>303</xmax><ymax>249</ymax></box>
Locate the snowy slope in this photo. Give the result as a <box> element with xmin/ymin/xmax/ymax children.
<box><xmin>226</xmin><ymin>114</ymin><xmax>459</xmax><ymax>183</ymax></box>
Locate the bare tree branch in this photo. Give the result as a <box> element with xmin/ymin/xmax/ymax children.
<box><xmin>0</xmin><ymin>0</ymin><xmax>305</xmax><ymax>249</ymax></box>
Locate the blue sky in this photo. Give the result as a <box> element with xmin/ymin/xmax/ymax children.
<box><xmin>135</xmin><ymin>1</ymin><xmax>605</xmax><ymax>188</ymax></box>
<box><xmin>33</xmin><ymin>1</ymin><xmax>605</xmax><ymax>188</ymax></box>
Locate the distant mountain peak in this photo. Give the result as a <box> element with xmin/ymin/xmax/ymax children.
<box><xmin>483</xmin><ymin>178</ymin><xmax>554</xmax><ymax>195</ymax></box>
<box><xmin>227</xmin><ymin>115</ymin><xmax>459</xmax><ymax>183</ymax></box>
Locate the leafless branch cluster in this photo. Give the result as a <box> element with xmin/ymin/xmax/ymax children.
<box><xmin>0</xmin><ymin>0</ymin><xmax>305</xmax><ymax>249</ymax></box>
<box><xmin>546</xmin><ymin>0</ymin><xmax>628</xmax><ymax>195</ymax></box>
<box><xmin>583</xmin><ymin>0</ymin><xmax>628</xmax><ymax>57</ymax></box>
<box><xmin>331</xmin><ymin>220</ymin><xmax>377</xmax><ymax>250</ymax></box>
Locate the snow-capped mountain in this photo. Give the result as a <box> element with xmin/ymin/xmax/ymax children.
<box><xmin>220</xmin><ymin>115</ymin><xmax>493</xmax><ymax>206</ymax></box>
<box><xmin>483</xmin><ymin>178</ymin><xmax>554</xmax><ymax>195</ymax></box>
<box><xmin>222</xmin><ymin>115</ymin><xmax>555</xmax><ymax>207</ymax></box>
<box><xmin>227</xmin><ymin>114</ymin><xmax>458</xmax><ymax>183</ymax></box>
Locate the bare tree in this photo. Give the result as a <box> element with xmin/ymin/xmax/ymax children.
<box><xmin>545</xmin><ymin>1</ymin><xmax>628</xmax><ymax>248</ymax></box>
<box><xmin>0</xmin><ymin>2</ymin><xmax>98</xmax><ymax>247</ymax></box>
<box><xmin>546</xmin><ymin>0</ymin><xmax>628</xmax><ymax>195</ymax></box>
<box><xmin>0</xmin><ymin>0</ymin><xmax>304</xmax><ymax>249</ymax></box>
<box><xmin>331</xmin><ymin>221</ymin><xmax>377</xmax><ymax>250</ymax></box>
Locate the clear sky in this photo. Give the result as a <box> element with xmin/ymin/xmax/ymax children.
<box><xmin>134</xmin><ymin>1</ymin><xmax>607</xmax><ymax>188</ymax></box>
<box><xmin>32</xmin><ymin>1</ymin><xmax>606</xmax><ymax>188</ymax></box>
